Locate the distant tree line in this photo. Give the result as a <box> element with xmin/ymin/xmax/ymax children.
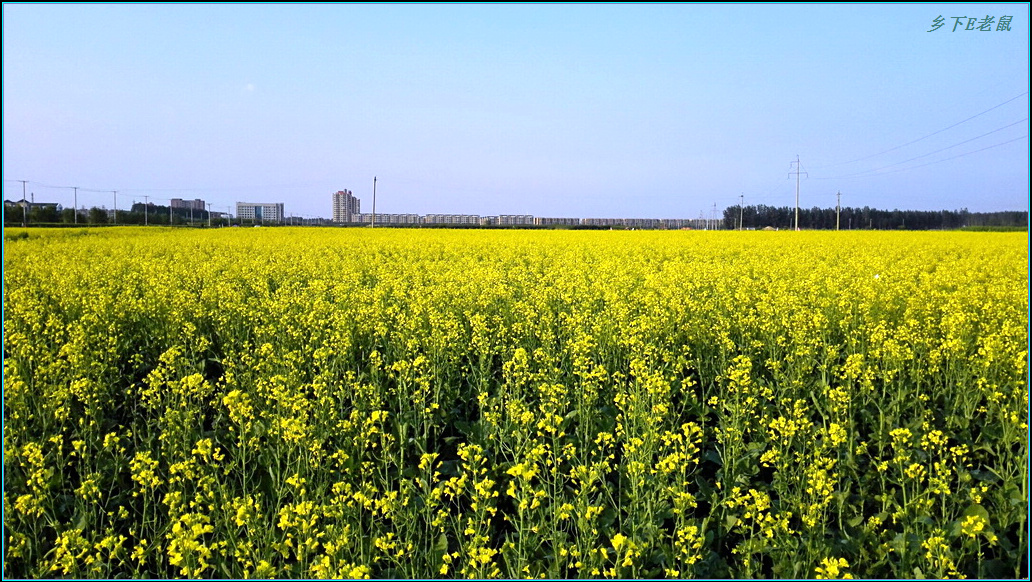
<box><xmin>3</xmin><ymin>202</ymin><xmax>228</xmax><ymax>227</ymax></box>
<box><xmin>722</xmin><ymin>205</ymin><xmax>1028</xmax><ymax>230</ymax></box>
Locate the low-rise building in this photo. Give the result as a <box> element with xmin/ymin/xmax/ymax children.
<box><xmin>171</xmin><ymin>198</ymin><xmax>205</xmax><ymax>211</ymax></box>
<box><xmin>534</xmin><ymin>217</ymin><xmax>581</xmax><ymax>226</ymax></box>
<box><xmin>424</xmin><ymin>214</ymin><xmax>481</xmax><ymax>225</ymax></box>
<box><xmin>5</xmin><ymin>199</ymin><xmax>62</xmax><ymax>212</ymax></box>
<box><xmin>351</xmin><ymin>213</ymin><xmax>422</xmax><ymax>225</ymax></box>
<box><xmin>582</xmin><ymin>218</ymin><xmax>624</xmax><ymax>227</ymax></box>
<box><xmin>498</xmin><ymin>215</ymin><xmax>534</xmax><ymax>226</ymax></box>
<box><xmin>623</xmin><ymin>218</ymin><xmax>661</xmax><ymax>229</ymax></box>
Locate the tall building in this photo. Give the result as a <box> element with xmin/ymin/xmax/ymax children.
<box><xmin>332</xmin><ymin>190</ymin><xmax>361</xmax><ymax>223</ymax></box>
<box><xmin>236</xmin><ymin>202</ymin><xmax>284</xmax><ymax>222</ymax></box>
<box><xmin>171</xmin><ymin>198</ymin><xmax>205</xmax><ymax>211</ymax></box>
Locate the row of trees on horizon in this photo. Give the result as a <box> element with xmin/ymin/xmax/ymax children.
<box><xmin>3</xmin><ymin>202</ymin><xmax>229</xmax><ymax>227</ymax></box>
<box><xmin>722</xmin><ymin>205</ymin><xmax>1028</xmax><ymax>230</ymax></box>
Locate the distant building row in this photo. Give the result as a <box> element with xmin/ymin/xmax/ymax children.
<box><xmin>4</xmin><ymin>199</ymin><xmax>61</xmax><ymax>212</ymax></box>
<box><xmin>328</xmin><ymin>189</ymin><xmax>723</xmax><ymax>228</ymax></box>
<box><xmin>341</xmin><ymin>211</ymin><xmax>710</xmax><ymax>229</ymax></box>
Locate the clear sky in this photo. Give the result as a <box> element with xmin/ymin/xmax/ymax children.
<box><xmin>3</xmin><ymin>4</ymin><xmax>1029</xmax><ymax>219</ymax></box>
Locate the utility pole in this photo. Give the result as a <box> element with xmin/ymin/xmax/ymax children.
<box><xmin>371</xmin><ymin>176</ymin><xmax>377</xmax><ymax>228</ymax></box>
<box><xmin>788</xmin><ymin>156</ymin><xmax>807</xmax><ymax>231</ymax></box>
<box><xmin>169</xmin><ymin>202</ymin><xmax>173</xmax><ymax>225</ymax></box>
<box><xmin>18</xmin><ymin>180</ymin><xmax>27</xmax><ymax>227</ymax></box>
<box><xmin>836</xmin><ymin>191</ymin><xmax>841</xmax><ymax>231</ymax></box>
<box><xmin>144</xmin><ymin>195</ymin><xmax>149</xmax><ymax>226</ymax></box>
<box><xmin>713</xmin><ymin>203</ymin><xmax>718</xmax><ymax>230</ymax></box>
<box><xmin>113</xmin><ymin>191</ymin><xmax>118</xmax><ymax>225</ymax></box>
<box><xmin>739</xmin><ymin>193</ymin><xmax>744</xmax><ymax>230</ymax></box>
<box><xmin>207</xmin><ymin>203</ymin><xmax>212</xmax><ymax>227</ymax></box>
<box><xmin>73</xmin><ymin>187</ymin><xmax>79</xmax><ymax>224</ymax></box>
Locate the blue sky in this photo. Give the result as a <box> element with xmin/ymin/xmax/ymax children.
<box><xmin>3</xmin><ymin>4</ymin><xmax>1028</xmax><ymax>219</ymax></box>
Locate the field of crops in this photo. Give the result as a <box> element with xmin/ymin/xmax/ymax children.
<box><xmin>2</xmin><ymin>227</ymin><xmax>1027</xmax><ymax>578</ymax></box>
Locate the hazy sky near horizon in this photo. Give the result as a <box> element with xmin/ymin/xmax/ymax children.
<box><xmin>3</xmin><ymin>4</ymin><xmax>1029</xmax><ymax>219</ymax></box>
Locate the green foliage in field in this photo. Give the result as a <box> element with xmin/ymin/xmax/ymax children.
<box><xmin>3</xmin><ymin>228</ymin><xmax>1027</xmax><ymax>578</ymax></box>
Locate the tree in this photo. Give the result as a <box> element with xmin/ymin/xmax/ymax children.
<box><xmin>4</xmin><ymin>204</ymin><xmax>23</xmax><ymax>225</ymax></box>
<box><xmin>89</xmin><ymin>207</ymin><xmax>109</xmax><ymax>224</ymax></box>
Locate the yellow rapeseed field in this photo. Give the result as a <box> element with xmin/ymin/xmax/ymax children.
<box><xmin>2</xmin><ymin>227</ymin><xmax>1027</xmax><ymax>578</ymax></box>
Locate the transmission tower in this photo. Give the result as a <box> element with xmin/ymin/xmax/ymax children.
<box><xmin>788</xmin><ymin>156</ymin><xmax>807</xmax><ymax>230</ymax></box>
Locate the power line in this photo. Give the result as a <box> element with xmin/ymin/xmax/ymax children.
<box><xmin>858</xmin><ymin>135</ymin><xmax>1028</xmax><ymax>177</ymax></box>
<box><xmin>120</xmin><ymin>183</ymin><xmax>316</xmax><ymax>193</ymax></box>
<box><xmin>3</xmin><ymin>179</ymin><xmax>317</xmax><ymax>195</ymax></box>
<box><xmin>815</xmin><ymin>135</ymin><xmax>1027</xmax><ymax>182</ymax></box>
<box><xmin>814</xmin><ymin>91</ymin><xmax>1028</xmax><ymax>168</ymax></box>
<box><xmin>814</xmin><ymin>117</ymin><xmax>1028</xmax><ymax>180</ymax></box>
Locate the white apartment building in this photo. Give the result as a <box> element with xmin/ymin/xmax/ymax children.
<box><xmin>332</xmin><ymin>190</ymin><xmax>361</xmax><ymax>223</ymax></box>
<box><xmin>424</xmin><ymin>214</ymin><xmax>481</xmax><ymax>225</ymax></box>
<box><xmin>236</xmin><ymin>202</ymin><xmax>284</xmax><ymax>222</ymax></box>
<box><xmin>582</xmin><ymin>218</ymin><xmax>624</xmax><ymax>227</ymax></box>
<box><xmin>171</xmin><ymin>198</ymin><xmax>206</xmax><ymax>211</ymax></box>
<box><xmin>534</xmin><ymin>217</ymin><xmax>581</xmax><ymax>226</ymax></box>
<box><xmin>497</xmin><ymin>215</ymin><xmax>534</xmax><ymax>226</ymax></box>
<box><xmin>623</xmin><ymin>218</ymin><xmax>661</xmax><ymax>229</ymax></box>
<box><xmin>351</xmin><ymin>213</ymin><xmax>422</xmax><ymax>225</ymax></box>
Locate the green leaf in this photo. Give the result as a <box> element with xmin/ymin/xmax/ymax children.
<box><xmin>982</xmin><ymin>558</ymin><xmax>1011</xmax><ymax>578</ymax></box>
<box><xmin>961</xmin><ymin>503</ymin><xmax>990</xmax><ymax>520</ymax></box>
<box><xmin>1005</xmin><ymin>483</ymin><xmax>1024</xmax><ymax>507</ymax></box>
<box><xmin>704</xmin><ymin>449</ymin><xmax>723</xmax><ymax>466</ymax></box>
<box><xmin>952</xmin><ymin>504</ymin><xmax>991</xmax><ymax>537</ymax></box>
